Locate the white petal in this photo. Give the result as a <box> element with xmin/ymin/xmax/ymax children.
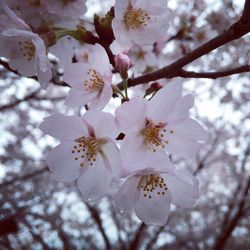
<box><xmin>63</xmin><ymin>63</ymin><xmax>88</xmax><ymax>88</ymax></box>
<box><xmin>163</xmin><ymin>169</ymin><xmax>199</xmax><ymax>208</ymax></box>
<box><xmin>101</xmin><ymin>140</ymin><xmax>122</xmax><ymax>176</ymax></box>
<box><xmin>40</xmin><ymin>113</ymin><xmax>88</xmax><ymax>140</ymax></box>
<box><xmin>38</xmin><ymin>67</ymin><xmax>52</xmax><ymax>89</ymax></box>
<box><xmin>84</xmin><ymin>110</ymin><xmax>119</xmax><ymax>140</ymax></box>
<box><xmin>115</xmin><ymin>97</ymin><xmax>147</xmax><ymax>133</ymax></box>
<box><xmin>114</xmin><ymin>175</ymin><xmax>140</xmax><ymax>214</ymax></box>
<box><xmin>88</xmin><ymin>44</ymin><xmax>111</xmax><ymax>75</ymax></box>
<box><xmin>65</xmin><ymin>88</ymin><xmax>97</xmax><ymax>107</ymax></box>
<box><xmin>120</xmin><ymin>135</ymin><xmax>174</xmax><ymax>174</ymax></box>
<box><xmin>46</xmin><ymin>142</ymin><xmax>80</xmax><ymax>182</ymax></box>
<box><xmin>165</xmin><ymin>133</ymin><xmax>202</xmax><ymax>159</ymax></box>
<box><xmin>134</xmin><ymin>188</ymin><xmax>172</xmax><ymax>226</ymax></box>
<box><xmin>147</xmin><ymin>81</ymin><xmax>183</xmax><ymax>123</ymax></box>
<box><xmin>166</xmin><ymin>94</ymin><xmax>194</xmax><ymax>124</ymax></box>
<box><xmin>112</xmin><ymin>20</ymin><xmax>133</xmax><ymax>49</ymax></box>
<box><xmin>171</xmin><ymin>118</ymin><xmax>208</xmax><ymax>142</ymax></box>
<box><xmin>88</xmin><ymin>81</ymin><xmax>112</xmax><ymax>110</ymax></box>
<box><xmin>77</xmin><ymin>153</ymin><xmax>113</xmax><ymax>202</ymax></box>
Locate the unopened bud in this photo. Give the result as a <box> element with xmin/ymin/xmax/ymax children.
<box><xmin>114</xmin><ymin>53</ymin><xmax>131</xmax><ymax>80</ymax></box>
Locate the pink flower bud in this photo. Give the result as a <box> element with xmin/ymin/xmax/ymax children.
<box><xmin>114</xmin><ymin>53</ymin><xmax>131</xmax><ymax>79</ymax></box>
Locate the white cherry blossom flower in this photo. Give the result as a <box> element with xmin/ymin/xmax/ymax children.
<box><xmin>115</xmin><ymin>168</ymin><xmax>199</xmax><ymax>225</ymax></box>
<box><xmin>112</xmin><ymin>0</ymin><xmax>172</xmax><ymax>49</ymax></box>
<box><xmin>115</xmin><ymin>81</ymin><xmax>208</xmax><ymax>173</ymax></box>
<box><xmin>0</xmin><ymin>1</ymin><xmax>51</xmax><ymax>88</ymax></box>
<box><xmin>64</xmin><ymin>44</ymin><xmax>113</xmax><ymax>109</ymax></box>
<box><xmin>40</xmin><ymin>110</ymin><xmax>122</xmax><ymax>202</ymax></box>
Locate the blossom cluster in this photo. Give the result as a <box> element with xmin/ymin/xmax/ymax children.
<box><xmin>0</xmin><ymin>0</ymin><xmax>208</xmax><ymax>225</ymax></box>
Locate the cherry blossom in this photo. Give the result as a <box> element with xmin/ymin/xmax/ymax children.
<box><xmin>63</xmin><ymin>44</ymin><xmax>113</xmax><ymax>109</ymax></box>
<box><xmin>40</xmin><ymin>110</ymin><xmax>122</xmax><ymax>202</ymax></box>
<box><xmin>115</xmin><ymin>168</ymin><xmax>199</xmax><ymax>225</ymax></box>
<box><xmin>0</xmin><ymin>1</ymin><xmax>52</xmax><ymax>88</ymax></box>
<box><xmin>115</xmin><ymin>81</ymin><xmax>208</xmax><ymax>173</ymax></box>
<box><xmin>112</xmin><ymin>0</ymin><xmax>172</xmax><ymax>49</ymax></box>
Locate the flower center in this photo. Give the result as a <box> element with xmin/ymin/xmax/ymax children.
<box><xmin>18</xmin><ymin>41</ymin><xmax>36</xmax><ymax>61</ymax></box>
<box><xmin>84</xmin><ymin>69</ymin><xmax>104</xmax><ymax>92</ymax></box>
<box><xmin>135</xmin><ymin>49</ymin><xmax>146</xmax><ymax>60</ymax></box>
<box><xmin>124</xmin><ymin>7</ymin><xmax>150</xmax><ymax>30</ymax></box>
<box><xmin>143</xmin><ymin>120</ymin><xmax>174</xmax><ymax>152</ymax></box>
<box><xmin>71</xmin><ymin>137</ymin><xmax>106</xmax><ymax>167</ymax></box>
<box><xmin>138</xmin><ymin>174</ymin><xmax>168</xmax><ymax>199</ymax></box>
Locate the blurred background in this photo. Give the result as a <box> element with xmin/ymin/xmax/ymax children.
<box><xmin>0</xmin><ymin>0</ymin><xmax>249</xmax><ymax>249</ymax></box>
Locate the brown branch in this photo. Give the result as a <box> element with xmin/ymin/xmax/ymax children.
<box><xmin>0</xmin><ymin>167</ymin><xmax>47</xmax><ymax>189</ymax></box>
<box><xmin>212</xmin><ymin>176</ymin><xmax>250</xmax><ymax>250</ymax></box>
<box><xmin>129</xmin><ymin>223</ymin><xmax>146</xmax><ymax>250</ymax></box>
<box><xmin>0</xmin><ymin>59</ymin><xmax>19</xmax><ymax>75</ymax></box>
<box><xmin>85</xmin><ymin>204</ymin><xmax>111</xmax><ymax>250</ymax></box>
<box><xmin>0</xmin><ymin>89</ymin><xmax>40</xmax><ymax>111</ymax></box>
<box><xmin>116</xmin><ymin>0</ymin><xmax>250</xmax><ymax>89</ymax></box>
<box><xmin>179</xmin><ymin>65</ymin><xmax>250</xmax><ymax>79</ymax></box>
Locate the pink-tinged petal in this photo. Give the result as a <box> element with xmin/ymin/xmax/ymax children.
<box><xmin>49</xmin><ymin>36</ymin><xmax>74</xmax><ymax>68</ymax></box>
<box><xmin>0</xmin><ymin>36</ymin><xmax>11</xmax><ymax>57</ymax></box>
<box><xmin>115</xmin><ymin>97</ymin><xmax>147</xmax><ymax>133</ymax></box>
<box><xmin>163</xmin><ymin>169</ymin><xmax>199</xmax><ymax>208</ymax></box>
<box><xmin>101</xmin><ymin>140</ymin><xmax>122</xmax><ymax>176</ymax></box>
<box><xmin>147</xmin><ymin>81</ymin><xmax>183</xmax><ymax>123</ymax></box>
<box><xmin>0</xmin><ymin>1</ymin><xmax>30</xmax><ymax>30</ymax></box>
<box><xmin>134</xmin><ymin>188</ymin><xmax>172</xmax><ymax>226</ymax></box>
<box><xmin>88</xmin><ymin>81</ymin><xmax>112</xmax><ymax>110</ymax></box>
<box><xmin>9</xmin><ymin>57</ymin><xmax>36</xmax><ymax>76</ymax></box>
<box><xmin>32</xmin><ymin>34</ymin><xmax>48</xmax><ymax>72</ymax></box>
<box><xmin>129</xmin><ymin>24</ymin><xmax>165</xmax><ymax>46</ymax></box>
<box><xmin>40</xmin><ymin>113</ymin><xmax>88</xmax><ymax>140</ymax></box>
<box><xmin>114</xmin><ymin>175</ymin><xmax>140</xmax><ymax>214</ymax></box>
<box><xmin>46</xmin><ymin>142</ymin><xmax>80</xmax><ymax>182</ymax></box>
<box><xmin>2</xmin><ymin>28</ymin><xmax>34</xmax><ymax>38</ymax></box>
<box><xmin>120</xmin><ymin>135</ymin><xmax>173</xmax><ymax>174</ymax></box>
<box><xmin>38</xmin><ymin>67</ymin><xmax>52</xmax><ymax>89</ymax></box>
<box><xmin>171</xmin><ymin>118</ymin><xmax>208</xmax><ymax>142</ymax></box>
<box><xmin>134</xmin><ymin>0</ymin><xmax>168</xmax><ymax>13</ymax></box>
<box><xmin>63</xmin><ymin>63</ymin><xmax>88</xmax><ymax>88</ymax></box>
<box><xmin>166</xmin><ymin>94</ymin><xmax>194</xmax><ymax>124</ymax></box>
<box><xmin>113</xmin><ymin>0</ymin><xmax>128</xmax><ymax>20</ymax></box>
<box><xmin>165</xmin><ymin>133</ymin><xmax>202</xmax><ymax>158</ymax></box>
<box><xmin>112</xmin><ymin>20</ymin><xmax>133</xmax><ymax>49</ymax></box>
<box><xmin>65</xmin><ymin>88</ymin><xmax>98</xmax><ymax>107</ymax></box>
<box><xmin>77</xmin><ymin>153</ymin><xmax>113</xmax><ymax>202</ymax></box>
<box><xmin>84</xmin><ymin>110</ymin><xmax>119</xmax><ymax>140</ymax></box>
<box><xmin>88</xmin><ymin>44</ymin><xmax>111</xmax><ymax>75</ymax></box>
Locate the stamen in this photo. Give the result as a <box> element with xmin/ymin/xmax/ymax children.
<box><xmin>138</xmin><ymin>174</ymin><xmax>168</xmax><ymax>199</ymax></box>
<box><xmin>124</xmin><ymin>7</ymin><xmax>150</xmax><ymax>30</ymax></box>
<box><xmin>18</xmin><ymin>41</ymin><xmax>36</xmax><ymax>61</ymax></box>
<box><xmin>143</xmin><ymin>120</ymin><xmax>175</xmax><ymax>152</ymax></box>
<box><xmin>84</xmin><ymin>69</ymin><xmax>104</xmax><ymax>92</ymax></box>
<box><xmin>71</xmin><ymin>136</ymin><xmax>106</xmax><ymax>167</ymax></box>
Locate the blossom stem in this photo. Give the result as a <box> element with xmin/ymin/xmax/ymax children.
<box><xmin>112</xmin><ymin>85</ymin><xmax>125</xmax><ymax>98</ymax></box>
<box><xmin>123</xmin><ymin>79</ymin><xmax>129</xmax><ymax>99</ymax></box>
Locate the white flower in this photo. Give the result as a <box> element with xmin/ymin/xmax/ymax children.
<box><xmin>40</xmin><ymin>110</ymin><xmax>122</xmax><ymax>202</ymax></box>
<box><xmin>115</xmin><ymin>81</ymin><xmax>208</xmax><ymax>173</ymax></box>
<box><xmin>112</xmin><ymin>0</ymin><xmax>172</xmax><ymax>49</ymax></box>
<box><xmin>64</xmin><ymin>44</ymin><xmax>113</xmax><ymax>109</ymax></box>
<box><xmin>115</xmin><ymin>168</ymin><xmax>199</xmax><ymax>225</ymax></box>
